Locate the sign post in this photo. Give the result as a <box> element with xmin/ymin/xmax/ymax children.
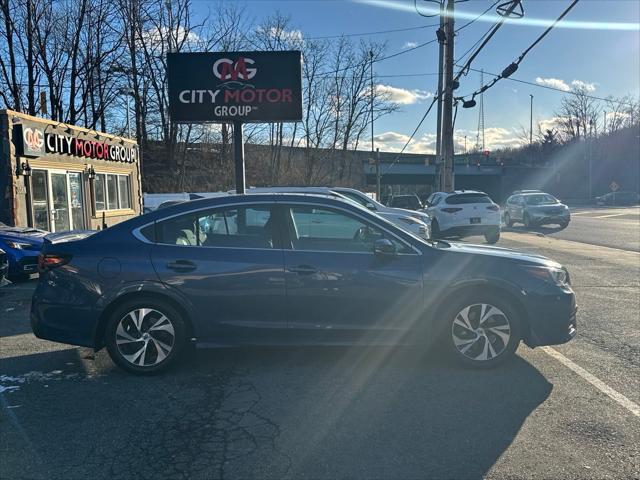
<box><xmin>167</xmin><ymin>51</ymin><xmax>303</xmax><ymax>193</ymax></box>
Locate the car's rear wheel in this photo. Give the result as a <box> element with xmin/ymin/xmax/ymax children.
<box><xmin>559</xmin><ymin>221</ymin><xmax>569</xmax><ymax>229</ymax></box>
<box><xmin>444</xmin><ymin>294</ymin><xmax>522</xmax><ymax>368</ymax></box>
<box><xmin>484</xmin><ymin>228</ymin><xmax>500</xmax><ymax>244</ymax></box>
<box><xmin>105</xmin><ymin>298</ymin><xmax>186</xmax><ymax>375</ymax></box>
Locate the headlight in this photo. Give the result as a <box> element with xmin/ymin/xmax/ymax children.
<box><xmin>525</xmin><ymin>266</ymin><xmax>570</xmax><ymax>287</ymax></box>
<box><xmin>4</xmin><ymin>240</ymin><xmax>32</xmax><ymax>250</ymax></box>
<box><xmin>399</xmin><ymin>216</ymin><xmax>421</xmax><ymax>226</ymax></box>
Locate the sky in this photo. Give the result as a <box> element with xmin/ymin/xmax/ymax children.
<box><xmin>193</xmin><ymin>0</ymin><xmax>640</xmax><ymax>153</ymax></box>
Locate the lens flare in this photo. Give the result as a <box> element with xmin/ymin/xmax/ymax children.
<box><xmin>355</xmin><ymin>0</ymin><xmax>640</xmax><ymax>31</ymax></box>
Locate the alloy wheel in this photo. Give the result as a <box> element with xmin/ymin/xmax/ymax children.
<box><xmin>451</xmin><ymin>303</ymin><xmax>512</xmax><ymax>362</ymax></box>
<box><xmin>115</xmin><ymin>308</ymin><xmax>176</xmax><ymax>367</ymax></box>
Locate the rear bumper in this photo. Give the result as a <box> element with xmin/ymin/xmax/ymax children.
<box><xmin>30</xmin><ymin>281</ymin><xmax>100</xmax><ymax>348</ymax></box>
<box><xmin>440</xmin><ymin>224</ymin><xmax>500</xmax><ymax>237</ymax></box>
<box><xmin>523</xmin><ymin>287</ymin><xmax>577</xmax><ymax>347</ymax></box>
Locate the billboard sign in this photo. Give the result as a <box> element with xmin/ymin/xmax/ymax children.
<box><xmin>167</xmin><ymin>51</ymin><xmax>302</xmax><ymax>123</ymax></box>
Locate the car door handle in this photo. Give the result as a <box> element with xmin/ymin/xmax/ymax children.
<box><xmin>167</xmin><ymin>260</ymin><xmax>196</xmax><ymax>272</ymax></box>
<box><xmin>290</xmin><ymin>265</ymin><xmax>317</xmax><ymax>275</ymax></box>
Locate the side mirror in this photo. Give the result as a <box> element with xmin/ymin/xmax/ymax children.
<box><xmin>365</xmin><ymin>202</ymin><xmax>376</xmax><ymax>210</ymax></box>
<box><xmin>373</xmin><ymin>238</ymin><xmax>397</xmax><ymax>256</ymax></box>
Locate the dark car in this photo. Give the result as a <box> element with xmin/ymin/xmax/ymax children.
<box><xmin>504</xmin><ymin>192</ymin><xmax>571</xmax><ymax>228</ymax></box>
<box><xmin>388</xmin><ymin>194</ymin><xmax>424</xmax><ymax>211</ymax></box>
<box><xmin>0</xmin><ymin>222</ymin><xmax>47</xmax><ymax>280</ymax></box>
<box><xmin>0</xmin><ymin>248</ymin><xmax>8</xmax><ymax>283</ymax></box>
<box><xmin>595</xmin><ymin>191</ymin><xmax>639</xmax><ymax>206</ymax></box>
<box><xmin>31</xmin><ymin>194</ymin><xmax>577</xmax><ymax>374</ymax></box>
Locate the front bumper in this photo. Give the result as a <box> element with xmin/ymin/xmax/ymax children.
<box><xmin>523</xmin><ymin>286</ymin><xmax>577</xmax><ymax>347</ymax></box>
<box><xmin>6</xmin><ymin>249</ymin><xmax>40</xmax><ymax>275</ymax></box>
<box><xmin>529</xmin><ymin>211</ymin><xmax>570</xmax><ymax>225</ymax></box>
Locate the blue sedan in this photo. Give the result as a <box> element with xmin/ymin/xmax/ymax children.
<box><xmin>31</xmin><ymin>194</ymin><xmax>577</xmax><ymax>374</ymax></box>
<box><xmin>0</xmin><ymin>223</ymin><xmax>47</xmax><ymax>280</ymax></box>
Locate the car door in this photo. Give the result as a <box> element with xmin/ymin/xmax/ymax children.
<box><xmin>281</xmin><ymin>203</ymin><xmax>423</xmax><ymax>343</ymax></box>
<box><xmin>511</xmin><ymin>195</ymin><xmax>524</xmax><ymax>220</ymax></box>
<box><xmin>150</xmin><ymin>203</ymin><xmax>287</xmax><ymax>343</ymax></box>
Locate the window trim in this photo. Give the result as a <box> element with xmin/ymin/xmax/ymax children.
<box><xmin>133</xmin><ymin>200</ymin><xmax>421</xmax><ymax>255</ymax></box>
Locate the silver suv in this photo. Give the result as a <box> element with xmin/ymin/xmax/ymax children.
<box><xmin>504</xmin><ymin>192</ymin><xmax>570</xmax><ymax>228</ymax></box>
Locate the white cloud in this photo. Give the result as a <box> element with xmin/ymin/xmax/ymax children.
<box><xmin>535</xmin><ymin>77</ymin><xmax>596</xmax><ymax>93</ymax></box>
<box><xmin>571</xmin><ymin>79</ymin><xmax>596</xmax><ymax>92</ymax></box>
<box><xmin>259</xmin><ymin>26</ymin><xmax>304</xmax><ymax>44</ymax></box>
<box><xmin>376</xmin><ymin>84</ymin><xmax>433</xmax><ymax>105</ymax></box>
<box><xmin>535</xmin><ymin>77</ymin><xmax>571</xmax><ymax>92</ymax></box>
<box><xmin>403</xmin><ymin>41</ymin><xmax>418</xmax><ymax>49</ymax></box>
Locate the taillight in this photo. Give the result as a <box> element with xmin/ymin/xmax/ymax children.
<box><xmin>441</xmin><ymin>208</ymin><xmax>462</xmax><ymax>213</ymax></box>
<box><xmin>486</xmin><ymin>205</ymin><xmax>499</xmax><ymax>211</ymax></box>
<box><xmin>38</xmin><ymin>253</ymin><xmax>71</xmax><ymax>271</ymax></box>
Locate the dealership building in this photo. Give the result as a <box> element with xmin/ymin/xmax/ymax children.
<box><xmin>0</xmin><ymin>110</ymin><xmax>142</xmax><ymax>232</ymax></box>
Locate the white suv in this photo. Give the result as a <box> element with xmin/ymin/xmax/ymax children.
<box><xmin>237</xmin><ymin>186</ymin><xmax>431</xmax><ymax>240</ymax></box>
<box><xmin>425</xmin><ymin>190</ymin><xmax>501</xmax><ymax>244</ymax></box>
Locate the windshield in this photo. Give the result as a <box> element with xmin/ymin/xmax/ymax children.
<box><xmin>525</xmin><ymin>194</ymin><xmax>559</xmax><ymax>205</ymax></box>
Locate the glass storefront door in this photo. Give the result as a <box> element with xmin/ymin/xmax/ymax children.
<box><xmin>50</xmin><ymin>172</ymin><xmax>71</xmax><ymax>232</ymax></box>
<box><xmin>31</xmin><ymin>170</ymin><xmax>50</xmax><ymax>231</ymax></box>
<box><xmin>31</xmin><ymin>169</ymin><xmax>86</xmax><ymax>232</ymax></box>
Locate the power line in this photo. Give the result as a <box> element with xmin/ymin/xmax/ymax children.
<box><xmin>455</xmin><ymin>0</ymin><xmax>501</xmax><ymax>31</ymax></box>
<box><xmin>305</xmin><ymin>22</ymin><xmax>440</xmax><ymax>40</ymax></box>
<box><xmin>461</xmin><ymin>66</ymin><xmax>638</xmax><ymax>107</ymax></box>
<box><xmin>456</xmin><ymin>0</ymin><xmax>581</xmax><ymax>104</ymax></box>
<box><xmin>384</xmin><ymin>95</ymin><xmax>439</xmax><ymax>173</ymax></box>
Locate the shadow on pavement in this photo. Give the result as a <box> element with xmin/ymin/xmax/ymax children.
<box><xmin>1</xmin><ymin>345</ymin><xmax>552</xmax><ymax>480</ymax></box>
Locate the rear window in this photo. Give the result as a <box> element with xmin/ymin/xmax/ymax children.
<box><xmin>445</xmin><ymin>193</ymin><xmax>492</xmax><ymax>205</ymax></box>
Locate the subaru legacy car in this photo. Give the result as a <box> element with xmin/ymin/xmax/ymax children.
<box><xmin>504</xmin><ymin>192</ymin><xmax>571</xmax><ymax>228</ymax></box>
<box><xmin>0</xmin><ymin>222</ymin><xmax>47</xmax><ymax>281</ymax></box>
<box><xmin>31</xmin><ymin>194</ymin><xmax>576</xmax><ymax>375</ymax></box>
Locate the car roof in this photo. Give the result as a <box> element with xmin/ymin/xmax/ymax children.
<box><xmin>432</xmin><ymin>190</ymin><xmax>487</xmax><ymax>196</ymax></box>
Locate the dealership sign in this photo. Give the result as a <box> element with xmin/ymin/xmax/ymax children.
<box><xmin>167</xmin><ymin>51</ymin><xmax>302</xmax><ymax>123</ymax></box>
<box><xmin>16</xmin><ymin>123</ymin><xmax>138</xmax><ymax>163</ymax></box>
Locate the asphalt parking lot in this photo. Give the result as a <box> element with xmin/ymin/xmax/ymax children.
<box><xmin>1</xmin><ymin>206</ymin><xmax>639</xmax><ymax>479</ymax></box>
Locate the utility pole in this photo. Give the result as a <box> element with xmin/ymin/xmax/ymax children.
<box><xmin>435</xmin><ymin>0</ymin><xmax>445</xmax><ymax>177</ymax></box>
<box><xmin>529</xmin><ymin>94</ymin><xmax>534</xmax><ymax>144</ymax></box>
<box><xmin>375</xmin><ymin>148</ymin><xmax>381</xmax><ymax>201</ymax></box>
<box><xmin>370</xmin><ymin>50</ymin><xmax>375</xmax><ymax>153</ymax></box>
<box><xmin>440</xmin><ymin>0</ymin><xmax>455</xmax><ymax>192</ymax></box>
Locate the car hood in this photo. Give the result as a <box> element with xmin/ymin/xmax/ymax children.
<box><xmin>0</xmin><ymin>227</ymin><xmax>47</xmax><ymax>245</ymax></box>
<box><xmin>392</xmin><ymin>208</ymin><xmax>431</xmax><ymax>223</ymax></box>
<box><xmin>443</xmin><ymin>241</ymin><xmax>561</xmax><ymax>268</ymax></box>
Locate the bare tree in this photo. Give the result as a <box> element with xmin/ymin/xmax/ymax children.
<box><xmin>556</xmin><ymin>85</ymin><xmax>601</xmax><ymax>141</ymax></box>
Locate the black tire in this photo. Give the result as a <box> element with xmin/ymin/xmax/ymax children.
<box><xmin>431</xmin><ymin>219</ymin><xmax>441</xmax><ymax>239</ymax></box>
<box><xmin>105</xmin><ymin>297</ymin><xmax>187</xmax><ymax>375</ymax></box>
<box><xmin>559</xmin><ymin>221</ymin><xmax>569</xmax><ymax>229</ymax></box>
<box><xmin>484</xmin><ymin>228</ymin><xmax>500</xmax><ymax>244</ymax></box>
<box><xmin>504</xmin><ymin>212</ymin><xmax>513</xmax><ymax>228</ymax></box>
<box><xmin>523</xmin><ymin>213</ymin><xmax>532</xmax><ymax>228</ymax></box>
<box><xmin>442</xmin><ymin>292</ymin><xmax>522</xmax><ymax>368</ymax></box>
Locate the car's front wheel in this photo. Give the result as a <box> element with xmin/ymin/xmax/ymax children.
<box><xmin>105</xmin><ymin>298</ymin><xmax>187</xmax><ymax>375</ymax></box>
<box><xmin>444</xmin><ymin>294</ymin><xmax>522</xmax><ymax>368</ymax></box>
<box><xmin>504</xmin><ymin>211</ymin><xmax>513</xmax><ymax>227</ymax></box>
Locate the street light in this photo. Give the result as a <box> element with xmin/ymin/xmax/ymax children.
<box><xmin>119</xmin><ymin>88</ymin><xmax>136</xmax><ymax>139</ymax></box>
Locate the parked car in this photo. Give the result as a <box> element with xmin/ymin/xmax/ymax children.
<box><xmin>504</xmin><ymin>192</ymin><xmax>570</xmax><ymax>228</ymax></box>
<box><xmin>425</xmin><ymin>191</ymin><xmax>501</xmax><ymax>244</ymax></box>
<box><xmin>31</xmin><ymin>193</ymin><xmax>577</xmax><ymax>375</ymax></box>
<box><xmin>237</xmin><ymin>186</ymin><xmax>431</xmax><ymax>240</ymax></box>
<box><xmin>0</xmin><ymin>222</ymin><xmax>47</xmax><ymax>280</ymax></box>
<box><xmin>388</xmin><ymin>194</ymin><xmax>424</xmax><ymax>211</ymax></box>
<box><xmin>0</xmin><ymin>248</ymin><xmax>8</xmax><ymax>283</ymax></box>
<box><xmin>594</xmin><ymin>191</ymin><xmax>639</xmax><ymax>206</ymax></box>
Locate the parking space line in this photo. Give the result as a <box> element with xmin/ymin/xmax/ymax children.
<box><xmin>592</xmin><ymin>213</ymin><xmax>631</xmax><ymax>219</ymax></box>
<box><xmin>541</xmin><ymin>346</ymin><xmax>640</xmax><ymax>418</ymax></box>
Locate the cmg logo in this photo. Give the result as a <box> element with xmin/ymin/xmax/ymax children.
<box><xmin>213</xmin><ymin>57</ymin><xmax>256</xmax><ymax>81</ymax></box>
<box><xmin>23</xmin><ymin>127</ymin><xmax>44</xmax><ymax>151</ymax></box>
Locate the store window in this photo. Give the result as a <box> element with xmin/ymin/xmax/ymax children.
<box><xmin>94</xmin><ymin>173</ymin><xmax>132</xmax><ymax>212</ymax></box>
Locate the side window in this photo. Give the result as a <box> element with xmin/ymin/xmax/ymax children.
<box><xmin>287</xmin><ymin>206</ymin><xmax>411</xmax><ymax>254</ymax></box>
<box><xmin>431</xmin><ymin>194</ymin><xmax>441</xmax><ymax>206</ymax></box>
<box><xmin>157</xmin><ymin>205</ymin><xmax>275</xmax><ymax>248</ymax></box>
